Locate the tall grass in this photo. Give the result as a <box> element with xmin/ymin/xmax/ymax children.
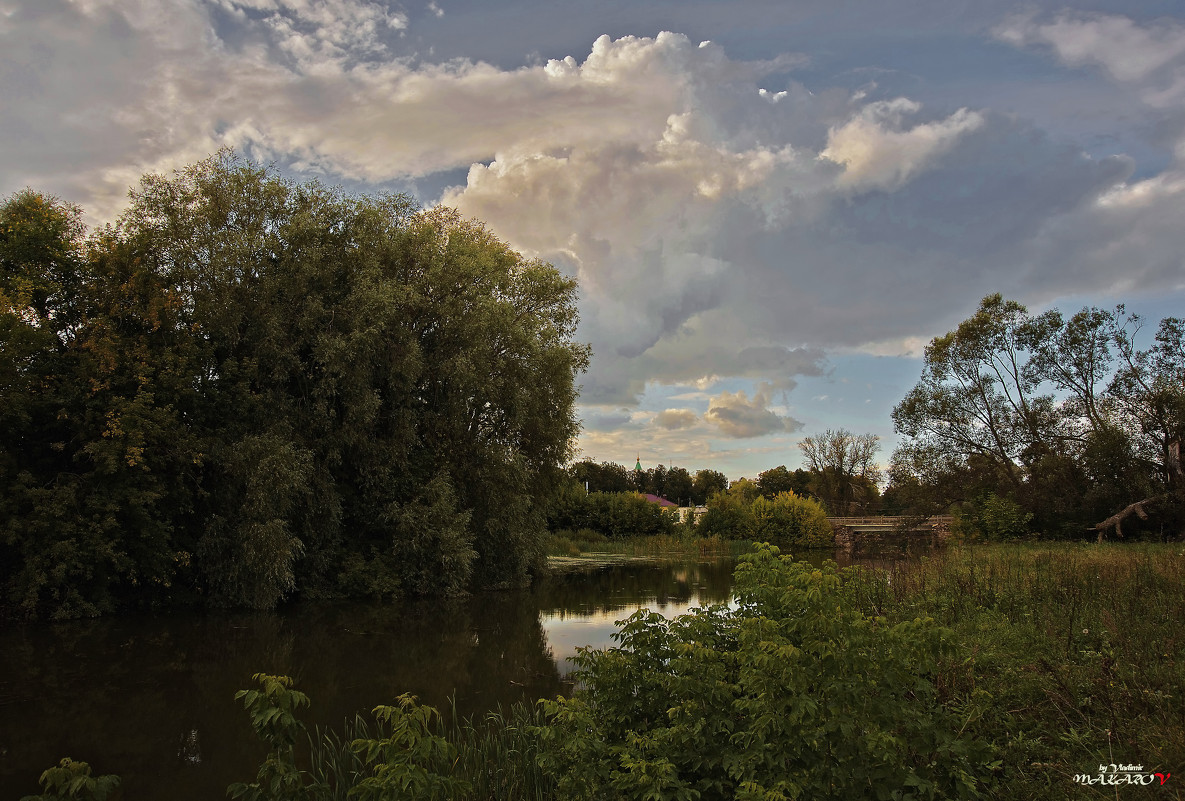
<box><xmin>303</xmin><ymin>700</ymin><xmax>554</xmax><ymax>801</ymax></box>
<box><xmin>846</xmin><ymin>543</ymin><xmax>1185</xmax><ymax>800</ymax></box>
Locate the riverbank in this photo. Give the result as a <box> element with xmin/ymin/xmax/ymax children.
<box><xmin>16</xmin><ymin>542</ymin><xmax>1185</xmax><ymax>800</ymax></box>
<box><xmin>851</xmin><ymin>541</ymin><xmax>1185</xmax><ymax>798</ymax></box>
<box><xmin>544</xmin><ymin>530</ymin><xmax>752</xmax><ymax>560</ymax></box>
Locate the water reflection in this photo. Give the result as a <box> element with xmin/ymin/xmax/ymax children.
<box><xmin>535</xmin><ymin>560</ymin><xmax>735</xmax><ymax>673</ymax></box>
<box><xmin>0</xmin><ymin>552</ymin><xmax>908</xmax><ymax>799</ymax></box>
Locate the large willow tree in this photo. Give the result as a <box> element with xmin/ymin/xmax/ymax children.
<box><xmin>0</xmin><ymin>153</ymin><xmax>588</xmax><ymax>619</ymax></box>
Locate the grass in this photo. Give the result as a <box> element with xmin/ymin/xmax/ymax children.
<box><xmin>845</xmin><ymin>542</ymin><xmax>1185</xmax><ymax>799</ymax></box>
<box><xmin>304</xmin><ymin>699</ymin><xmax>554</xmax><ymax>801</ymax></box>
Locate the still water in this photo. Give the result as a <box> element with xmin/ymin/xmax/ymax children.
<box><xmin>0</xmin><ymin>552</ymin><xmax>894</xmax><ymax>799</ymax></box>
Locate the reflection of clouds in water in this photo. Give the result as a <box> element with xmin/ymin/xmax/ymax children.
<box><xmin>541</xmin><ymin>596</ymin><xmax>738</xmax><ymax>675</ymax></box>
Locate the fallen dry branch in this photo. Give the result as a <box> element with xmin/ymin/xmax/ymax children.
<box><xmin>1094</xmin><ymin>496</ymin><xmax>1164</xmax><ymax>543</ymax></box>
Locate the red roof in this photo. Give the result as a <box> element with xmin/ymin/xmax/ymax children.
<box><xmin>641</xmin><ymin>493</ymin><xmax>679</xmax><ymax>507</ymax></box>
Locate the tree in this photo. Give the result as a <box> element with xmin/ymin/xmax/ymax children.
<box><xmin>892</xmin><ymin>294</ymin><xmax>1184</xmax><ymax>539</ymax></box>
<box><xmin>663</xmin><ymin>466</ymin><xmax>694</xmax><ymax>507</ymax></box>
<box><xmin>691</xmin><ymin>469</ymin><xmax>728</xmax><ymax>505</ymax></box>
<box><xmin>0</xmin><ymin>154</ymin><xmax>590</xmax><ymax>618</ymax></box>
<box><xmin>798</xmin><ymin>429</ymin><xmax>882</xmax><ymax>515</ymax></box>
<box><xmin>747</xmin><ymin>492</ymin><xmax>832</xmax><ymax>548</ymax></box>
<box><xmin>568</xmin><ymin>460</ymin><xmax>633</xmax><ymax>494</ymax></box>
<box><xmin>756</xmin><ymin>465</ymin><xmax>813</xmax><ymax>499</ymax></box>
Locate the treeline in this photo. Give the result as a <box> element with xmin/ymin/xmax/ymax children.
<box><xmin>567</xmin><ymin>459</ymin><xmax>725</xmax><ymax>506</ymax></box>
<box><xmin>566</xmin><ymin>453</ymin><xmax>882</xmax><ymax>515</ymax></box>
<box><xmin>548</xmin><ymin>468</ymin><xmax>834</xmax><ymax>550</ymax></box>
<box><xmin>0</xmin><ymin>154</ymin><xmax>588</xmax><ymax>620</ymax></box>
<box><xmin>886</xmin><ymin>294</ymin><xmax>1185</xmax><ymax>539</ymax></box>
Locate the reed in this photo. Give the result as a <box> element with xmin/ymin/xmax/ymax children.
<box><xmin>847</xmin><ymin>543</ymin><xmax>1185</xmax><ymax>799</ymax></box>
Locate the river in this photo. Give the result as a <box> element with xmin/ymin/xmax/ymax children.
<box><xmin>0</xmin><ymin>551</ymin><xmax>900</xmax><ymax>799</ymax></box>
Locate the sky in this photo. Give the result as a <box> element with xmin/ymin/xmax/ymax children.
<box><xmin>3</xmin><ymin>0</ymin><xmax>1185</xmax><ymax>480</ymax></box>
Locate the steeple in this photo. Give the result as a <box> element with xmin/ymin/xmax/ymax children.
<box><xmin>635</xmin><ymin>454</ymin><xmax>642</xmax><ymax>472</ymax></box>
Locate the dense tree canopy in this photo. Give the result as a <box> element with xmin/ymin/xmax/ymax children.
<box><xmin>0</xmin><ymin>154</ymin><xmax>589</xmax><ymax>619</ymax></box>
<box><xmin>565</xmin><ymin>460</ymin><xmax>727</xmax><ymax>506</ymax></box>
<box><xmin>891</xmin><ymin>294</ymin><xmax>1184</xmax><ymax>538</ymax></box>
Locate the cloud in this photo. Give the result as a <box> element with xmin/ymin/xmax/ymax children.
<box><xmin>996</xmin><ymin>12</ymin><xmax>1185</xmax><ymax>88</ymax></box>
<box><xmin>991</xmin><ymin>12</ymin><xmax>1185</xmax><ymax>303</ymax></box>
<box><xmin>4</xmin><ymin>12</ymin><xmax>1183</xmax><ymax>425</ymax></box>
<box><xmin>211</xmin><ymin>0</ymin><xmax>408</xmax><ymax>64</ymax></box>
<box><xmin>704</xmin><ymin>388</ymin><xmax>801</xmax><ymax>439</ymax></box>
<box><xmin>653</xmin><ymin>409</ymin><xmax>699</xmax><ymax>430</ymax></box>
<box><xmin>821</xmin><ymin>99</ymin><xmax>984</xmax><ymax>192</ymax></box>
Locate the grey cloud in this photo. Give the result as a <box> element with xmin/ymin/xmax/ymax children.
<box><xmin>5</xmin><ymin>9</ymin><xmax>1185</xmax><ymax>420</ymax></box>
<box><xmin>583</xmin><ymin>412</ymin><xmax>635</xmax><ymax>431</ymax></box>
<box><xmin>653</xmin><ymin>409</ymin><xmax>699</xmax><ymax>430</ymax></box>
<box><xmin>826</xmin><ymin>112</ymin><xmax>1132</xmax><ymax>252</ymax></box>
<box><xmin>704</xmin><ymin>389</ymin><xmax>802</xmax><ymax>438</ymax></box>
<box><xmin>577</xmin><ymin>332</ymin><xmax>825</xmax><ymax>406</ymax></box>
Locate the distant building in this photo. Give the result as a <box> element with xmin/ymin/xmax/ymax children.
<box><xmin>640</xmin><ymin>493</ymin><xmax>678</xmax><ymax>508</ymax></box>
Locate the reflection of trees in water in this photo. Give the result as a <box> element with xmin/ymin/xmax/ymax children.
<box><xmin>0</xmin><ymin>591</ymin><xmax>566</xmax><ymax>801</ymax></box>
<box><xmin>534</xmin><ymin>560</ymin><xmax>736</xmax><ymax>617</ymax></box>
<box><xmin>0</xmin><ymin>610</ymin><xmax>297</xmax><ymax>799</ymax></box>
<box><xmin>276</xmin><ymin>593</ymin><xmax>566</xmax><ymax>722</ymax></box>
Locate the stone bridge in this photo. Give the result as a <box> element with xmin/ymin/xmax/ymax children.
<box><xmin>827</xmin><ymin>515</ymin><xmax>955</xmax><ymax>552</ymax></box>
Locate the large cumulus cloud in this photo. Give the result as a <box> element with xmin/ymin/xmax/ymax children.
<box><xmin>4</xmin><ymin>3</ymin><xmax>1185</xmax><ymax>472</ymax></box>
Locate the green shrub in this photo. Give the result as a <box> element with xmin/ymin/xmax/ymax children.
<box><xmin>537</xmin><ymin>544</ymin><xmax>992</xmax><ymax>800</ymax></box>
<box><xmin>953</xmin><ymin>493</ymin><xmax>1034</xmax><ymax>540</ymax></box>
<box><xmin>547</xmin><ymin>489</ymin><xmax>679</xmax><ymax>539</ymax></box>
<box><xmin>696</xmin><ymin>487</ymin><xmax>753</xmax><ymax>539</ymax></box>
<box><xmin>747</xmin><ymin>491</ymin><xmax>833</xmax><ymax>548</ymax></box>
<box><xmin>19</xmin><ymin>758</ymin><xmax>119</xmax><ymax>801</ymax></box>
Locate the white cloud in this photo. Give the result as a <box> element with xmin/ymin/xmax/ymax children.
<box><xmin>996</xmin><ymin>12</ymin><xmax>1185</xmax><ymax>109</ymax></box>
<box><xmin>4</xmin><ymin>12</ymin><xmax>1182</xmax><ymax>428</ymax></box>
<box><xmin>997</xmin><ymin>12</ymin><xmax>1185</xmax><ymax>84</ymax></box>
<box><xmin>820</xmin><ymin>99</ymin><xmax>984</xmax><ymax>192</ymax></box>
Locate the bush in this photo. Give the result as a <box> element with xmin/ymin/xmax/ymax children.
<box><xmin>699</xmin><ymin>488</ymin><xmax>833</xmax><ymax>548</ymax></box>
<box><xmin>747</xmin><ymin>491</ymin><xmax>833</xmax><ymax>548</ymax></box>
<box><xmin>537</xmin><ymin>544</ymin><xmax>991</xmax><ymax>800</ymax></box>
<box><xmin>19</xmin><ymin>759</ymin><xmax>119</xmax><ymax>801</ymax></box>
<box><xmin>953</xmin><ymin>493</ymin><xmax>1034</xmax><ymax>540</ymax></box>
<box><xmin>547</xmin><ymin>487</ymin><xmax>679</xmax><ymax>539</ymax></box>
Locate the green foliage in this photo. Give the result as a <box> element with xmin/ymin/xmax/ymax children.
<box><xmin>953</xmin><ymin>493</ymin><xmax>1034</xmax><ymax>540</ymax></box>
<box><xmin>0</xmin><ymin>153</ymin><xmax>588</xmax><ymax>618</ymax></box>
<box><xmin>698</xmin><ymin>486</ymin><xmax>832</xmax><ymax>548</ymax></box>
<box><xmin>538</xmin><ymin>545</ymin><xmax>990</xmax><ymax>800</ymax></box>
<box><xmin>229</xmin><ymin>673</ymin><xmax>325</xmax><ymax>801</ymax></box>
<box><xmin>547</xmin><ymin>485</ymin><xmax>679</xmax><ymax>539</ymax></box>
<box><xmin>891</xmin><ymin>294</ymin><xmax>1185</xmax><ymax>538</ymax></box>
<box><xmin>349</xmin><ymin>696</ymin><xmax>471</xmax><ymax>801</ymax></box>
<box><xmin>748</xmin><ymin>492</ymin><xmax>833</xmax><ymax>548</ymax></box>
<box><xmin>229</xmin><ymin>675</ymin><xmax>546</xmax><ymax>801</ymax></box>
<box><xmin>696</xmin><ymin>483</ymin><xmax>753</xmax><ymax>539</ymax></box>
<box><xmin>691</xmin><ymin>469</ymin><xmax>729</xmax><ymax>505</ymax></box>
<box><xmin>755</xmin><ymin>465</ymin><xmax>813</xmax><ymax>500</ymax></box>
<box><xmin>569</xmin><ymin>460</ymin><xmax>634</xmax><ymax>494</ymax></box>
<box><xmin>860</xmin><ymin>544</ymin><xmax>1185</xmax><ymax>799</ymax></box>
<box><xmin>19</xmin><ymin>758</ymin><xmax>120</xmax><ymax>801</ymax></box>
